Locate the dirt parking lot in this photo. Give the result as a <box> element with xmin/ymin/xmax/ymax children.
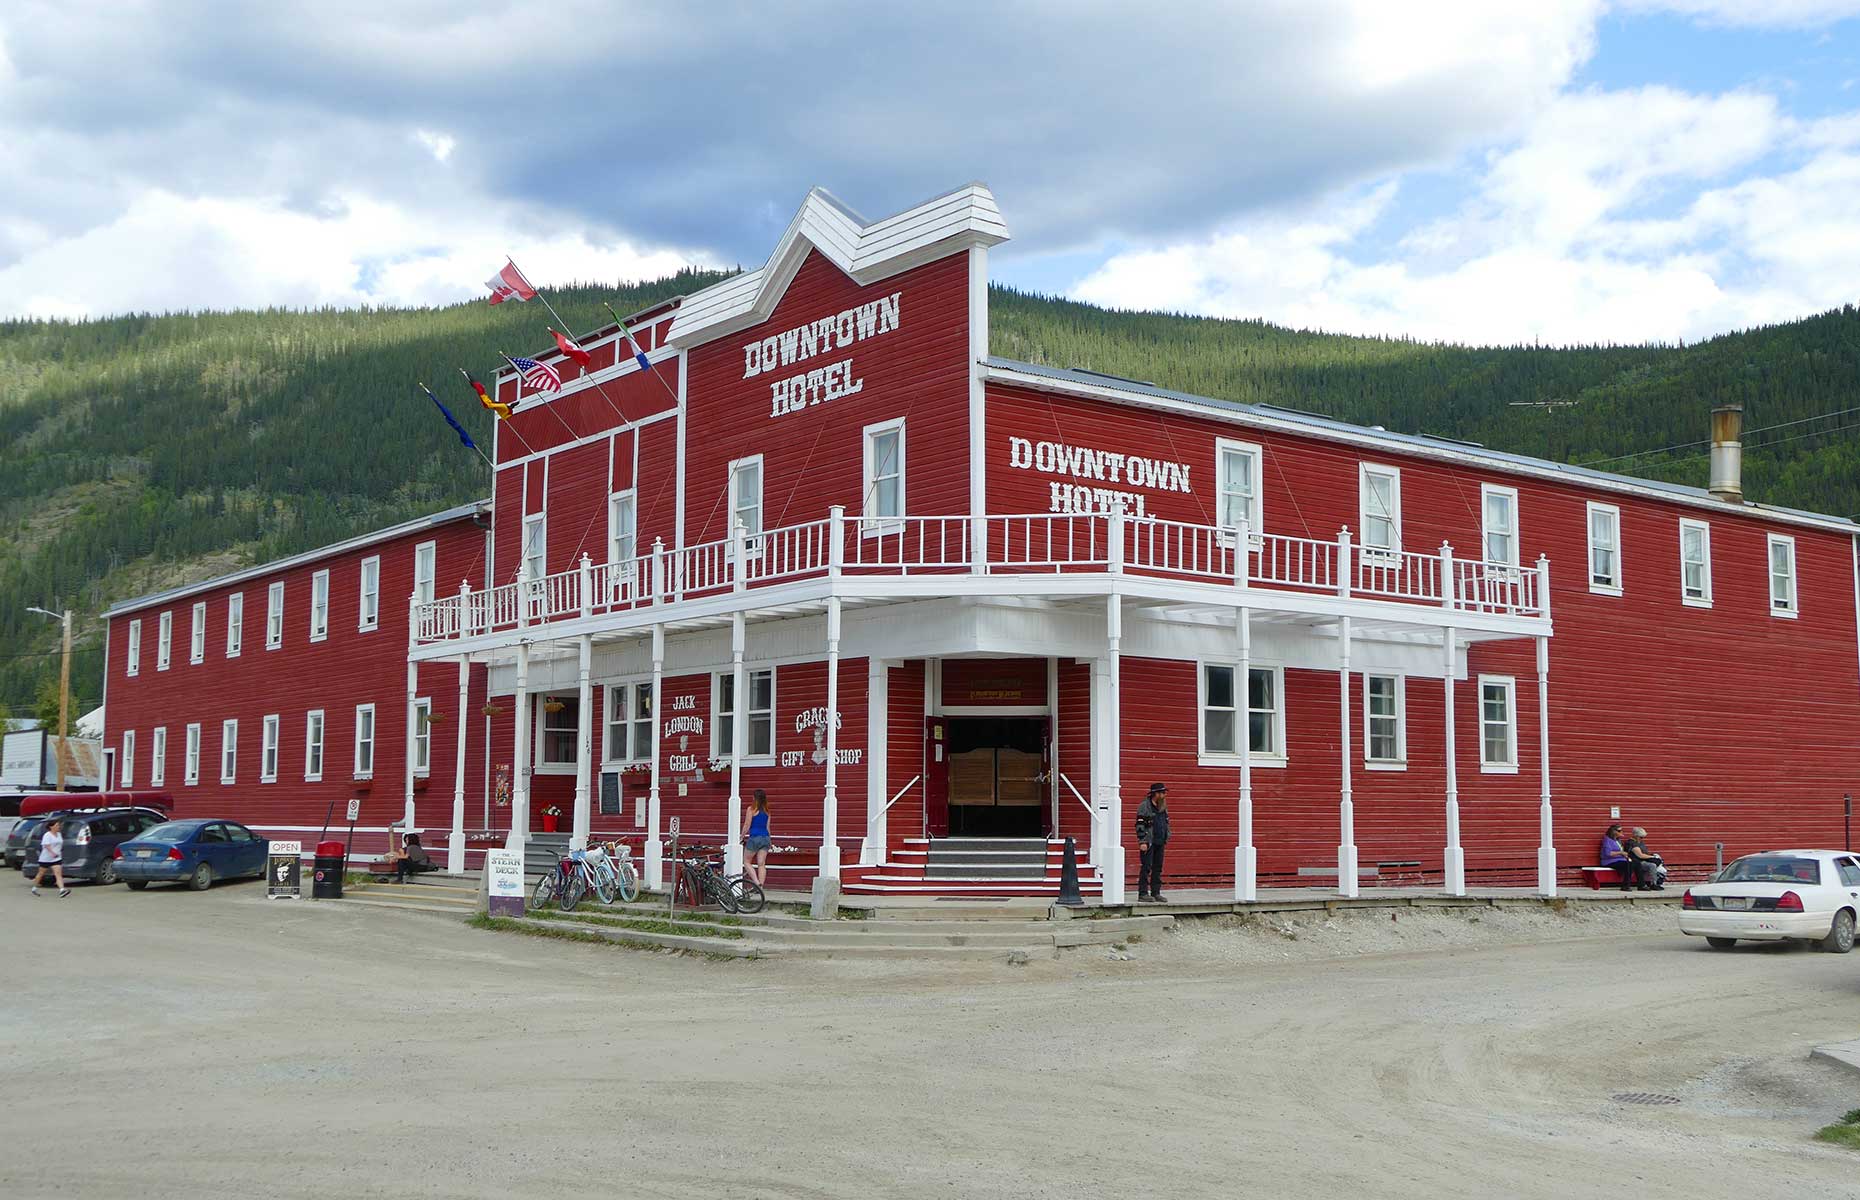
<box><xmin>2</xmin><ymin>880</ymin><xmax>1857</xmax><ymax>1200</ymax></box>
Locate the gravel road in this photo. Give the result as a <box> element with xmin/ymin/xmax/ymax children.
<box><xmin>3</xmin><ymin>882</ymin><xmax>1856</xmax><ymax>1199</ymax></box>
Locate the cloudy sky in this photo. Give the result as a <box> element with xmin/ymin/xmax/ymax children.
<box><xmin>4</xmin><ymin>0</ymin><xmax>1860</xmax><ymax>345</ymax></box>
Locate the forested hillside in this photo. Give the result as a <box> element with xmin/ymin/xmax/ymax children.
<box><xmin>5</xmin><ymin>277</ymin><xmax>1860</xmax><ymax>719</ymax></box>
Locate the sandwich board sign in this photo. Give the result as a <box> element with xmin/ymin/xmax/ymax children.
<box><xmin>267</xmin><ymin>841</ymin><xmax>303</xmax><ymax>899</ymax></box>
<box><xmin>486</xmin><ymin>849</ymin><xmax>524</xmax><ymax>917</ymax></box>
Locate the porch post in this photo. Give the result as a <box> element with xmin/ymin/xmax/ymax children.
<box><xmin>508</xmin><ymin>642</ymin><xmax>531</xmax><ymax>853</ymax></box>
<box><xmin>859</xmin><ymin>658</ymin><xmax>888</xmax><ymax>864</ymax></box>
<box><xmin>403</xmin><ymin>592</ymin><xmax>419</xmax><ymax>848</ymax></box>
<box><xmin>1102</xmin><ymin>595</ymin><xmax>1126</xmax><ymax>904</ymax></box>
<box><xmin>645</xmin><ymin>623</ymin><xmax>665</xmax><ymax>890</ymax></box>
<box><xmin>1337</xmin><ymin>613</ymin><xmax>1359</xmax><ymax>897</ymax></box>
<box><xmin>820</xmin><ymin>596</ymin><xmax>842</xmax><ymax>880</ymax></box>
<box><xmin>1536</xmin><ymin>631</ymin><xmax>1556</xmax><ymax>897</ymax></box>
<box><xmin>726</xmin><ymin>611</ymin><xmax>746</xmax><ymax>876</ymax></box>
<box><xmin>1442</xmin><ymin>627</ymin><xmax>1464</xmax><ymax>895</ymax></box>
<box><xmin>571</xmin><ymin>634</ymin><xmax>593</xmax><ymax>850</ymax></box>
<box><xmin>448</xmin><ymin>653</ymin><xmax>469</xmax><ymax>874</ymax></box>
<box><xmin>1235</xmin><ymin>605</ymin><xmax>1256</xmax><ymax>901</ymax></box>
<box><xmin>1088</xmin><ymin>656</ymin><xmax>1109</xmax><ymax>870</ymax></box>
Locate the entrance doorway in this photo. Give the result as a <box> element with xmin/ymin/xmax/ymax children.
<box><xmin>943</xmin><ymin>717</ymin><xmax>1047</xmax><ymax>837</ymax></box>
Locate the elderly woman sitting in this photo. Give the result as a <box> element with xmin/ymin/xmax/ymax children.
<box><xmin>1599</xmin><ymin>824</ymin><xmax>1635</xmax><ymax>890</ymax></box>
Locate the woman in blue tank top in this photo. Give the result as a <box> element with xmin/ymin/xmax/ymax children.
<box><xmin>743</xmin><ymin>788</ymin><xmax>772</xmax><ymax>887</ymax></box>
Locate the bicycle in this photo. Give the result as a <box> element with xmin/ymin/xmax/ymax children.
<box><xmin>596</xmin><ymin>840</ymin><xmax>640</xmax><ymax>903</ymax></box>
<box><xmin>672</xmin><ymin>846</ymin><xmax>766</xmax><ymax>914</ymax></box>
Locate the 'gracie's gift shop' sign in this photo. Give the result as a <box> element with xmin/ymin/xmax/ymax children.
<box><xmin>746</xmin><ymin>294</ymin><xmax>903</xmax><ymax>419</ymax></box>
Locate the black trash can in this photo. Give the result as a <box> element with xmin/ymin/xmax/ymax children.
<box><xmin>312</xmin><ymin>839</ymin><xmax>345</xmax><ymax>899</ymax></box>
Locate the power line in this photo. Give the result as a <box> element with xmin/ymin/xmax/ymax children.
<box><xmin>1578</xmin><ymin>404</ymin><xmax>1860</xmax><ymax>468</ymax></box>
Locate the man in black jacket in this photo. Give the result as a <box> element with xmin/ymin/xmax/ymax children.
<box><xmin>1135</xmin><ymin>782</ymin><xmax>1170</xmax><ymax>903</ymax></box>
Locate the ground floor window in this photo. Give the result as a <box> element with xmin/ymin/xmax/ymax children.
<box><xmin>1364</xmin><ymin>674</ymin><xmax>1404</xmax><ymax>767</ymax></box>
<box><xmin>1479</xmin><ymin>675</ymin><xmax>1517</xmax><ymax>772</ymax></box>
<box><xmin>220</xmin><ymin>719</ymin><xmax>238</xmax><ymax>784</ymax></box>
<box><xmin>261</xmin><ymin>714</ymin><xmax>280</xmax><ymax>782</ymax></box>
<box><xmin>413</xmin><ymin>698</ymin><xmax>432</xmax><ymax>774</ymax></box>
<box><xmin>354</xmin><ymin>704</ymin><xmax>375</xmax><ymax>779</ymax></box>
<box><xmin>540</xmin><ymin>694</ymin><xmax>580</xmax><ymax>767</ymax></box>
<box><xmin>1200</xmin><ymin>663</ymin><xmax>1283</xmax><ymax>761</ymax></box>
<box><xmin>606</xmin><ymin>682</ymin><xmax>653</xmax><ymax>763</ymax></box>
<box><xmin>713</xmin><ymin>668</ymin><xmax>774</xmax><ymax>763</ymax></box>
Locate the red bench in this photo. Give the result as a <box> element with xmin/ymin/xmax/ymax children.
<box><xmin>1580</xmin><ymin>865</ymin><xmax>1629</xmax><ymax>890</ymax></box>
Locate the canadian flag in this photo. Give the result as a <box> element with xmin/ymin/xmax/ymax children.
<box><xmin>485</xmin><ymin>260</ymin><xmax>537</xmax><ymax>305</ymax></box>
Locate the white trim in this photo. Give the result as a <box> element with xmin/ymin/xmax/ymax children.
<box><xmin>184</xmin><ymin>722</ymin><xmax>201</xmax><ymax>786</ymax></box>
<box><xmin>1768</xmin><ymin>532</ymin><xmax>1799</xmax><ymax>618</ymax></box>
<box><xmin>121</xmin><ymin>728</ymin><xmax>135</xmax><ymax>787</ymax></box>
<box><xmin>150</xmin><ymin>725</ymin><xmax>167</xmax><ymax>787</ymax></box>
<box><xmin>1215</xmin><ymin>437</ymin><xmax>1264</xmax><ymax>534</ymax></box>
<box><xmin>127</xmin><ymin>618</ymin><xmax>141</xmax><ymax>677</ymax></box>
<box><xmin>220</xmin><ymin>718</ymin><xmax>238</xmax><ymax>785</ymax></box>
<box><xmin>189</xmin><ymin>600</ymin><xmax>206</xmax><ymax>664</ymax></box>
<box><xmin>353</xmin><ymin>703</ymin><xmax>376</xmax><ymax>780</ymax></box>
<box><xmin>414</xmin><ymin>541</ymin><xmax>437</xmax><ymax>606</ymax></box>
<box><xmin>309</xmin><ymin>568</ymin><xmax>330</xmax><ymax>642</ymax></box>
<box><xmin>1481</xmin><ymin>483</ymin><xmax>1520</xmax><ymax>567</ymax></box>
<box><xmin>266</xmin><ymin>581</ymin><xmax>285</xmax><ymax>650</ymax></box>
<box><xmin>861</xmin><ymin>416</ymin><xmax>906</xmax><ymax>533</ymax></box>
<box><xmin>1196</xmin><ymin>659</ymin><xmax>1287</xmax><ymax>768</ymax></box>
<box><xmin>492</xmin><ymin>404</ymin><xmax>681</xmax><ymax>473</ymax></box>
<box><xmin>1363</xmin><ymin>673</ymin><xmax>1406</xmax><ymax>770</ymax></box>
<box><xmin>412</xmin><ymin>697</ymin><xmax>432</xmax><ymax>776</ymax></box>
<box><xmin>156</xmin><ymin>610</ymin><xmax>172</xmax><ymax>671</ymax></box>
<box><xmin>359</xmin><ymin>555</ymin><xmax>380</xmax><ymax>632</ymax></box>
<box><xmin>225</xmin><ymin>592</ymin><xmax>243</xmax><ymax>658</ymax></box>
<box><xmin>1679</xmin><ymin>517</ymin><xmax>1713</xmax><ymax>608</ymax></box>
<box><xmin>1477</xmin><ymin>675</ymin><xmax>1518</xmax><ymax>774</ymax></box>
<box><xmin>260</xmin><ymin>713</ymin><xmax>280</xmax><ymax>783</ymax></box>
<box><xmin>1585</xmin><ymin>501</ymin><xmax>1623</xmax><ymax>596</ymax></box>
<box><xmin>939</xmin><ymin>704</ymin><xmax>1050</xmax><ymax>717</ymax></box>
<box><xmin>304</xmin><ymin>709</ymin><xmax>325</xmax><ymax>783</ymax></box>
<box><xmin>1358</xmin><ymin>463</ymin><xmax>1402</xmax><ymax>559</ymax></box>
<box><xmin>711</xmin><ymin>666</ymin><xmax>776</xmax><ymax>766</ymax></box>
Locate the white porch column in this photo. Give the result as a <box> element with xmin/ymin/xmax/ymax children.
<box><xmin>726</xmin><ymin>611</ymin><xmax>746</xmax><ymax>876</ymax></box>
<box><xmin>1536</xmin><ymin>632</ymin><xmax>1556</xmax><ymax>897</ymax></box>
<box><xmin>859</xmin><ymin>658</ymin><xmax>889</xmax><ymax>864</ymax></box>
<box><xmin>508</xmin><ymin>643</ymin><xmax>531</xmax><ymax>853</ymax></box>
<box><xmin>570</xmin><ymin>634</ymin><xmax>593</xmax><ymax>850</ymax></box>
<box><xmin>820</xmin><ymin>597</ymin><xmax>842</xmax><ymax>880</ymax></box>
<box><xmin>1337</xmin><ymin>613</ymin><xmax>1359</xmax><ymax>898</ymax></box>
<box><xmin>645</xmin><ymin>623</ymin><xmax>665</xmax><ymax>890</ymax></box>
<box><xmin>448</xmin><ymin>653</ymin><xmax>469</xmax><ymax>874</ymax></box>
<box><xmin>403</xmin><ymin>649</ymin><xmax>419</xmax><ymax>842</ymax></box>
<box><xmin>1088</xmin><ymin>656</ymin><xmax>1109</xmax><ymax>870</ymax></box>
<box><xmin>1442</xmin><ymin>627</ymin><xmax>1465</xmax><ymax>896</ymax></box>
<box><xmin>1235</xmin><ymin>606</ymin><xmax>1257</xmax><ymax>901</ymax></box>
<box><xmin>1102</xmin><ymin>594</ymin><xmax>1126</xmax><ymax>904</ymax></box>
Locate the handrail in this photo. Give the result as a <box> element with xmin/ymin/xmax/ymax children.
<box><xmin>881</xmin><ymin>774</ymin><xmax>922</xmax><ymax>814</ymax></box>
<box><xmin>1060</xmin><ymin>772</ymin><xmax>1092</xmax><ymax>815</ymax></box>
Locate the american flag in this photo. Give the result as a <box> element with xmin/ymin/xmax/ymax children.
<box><xmin>511</xmin><ymin>356</ymin><xmax>561</xmax><ymax>393</ymax></box>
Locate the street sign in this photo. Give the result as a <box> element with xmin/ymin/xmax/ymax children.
<box><xmin>345</xmin><ymin>798</ymin><xmax>361</xmax><ymax>821</ymax></box>
<box><xmin>486</xmin><ymin>849</ymin><xmax>524</xmax><ymax>918</ymax></box>
<box><xmin>267</xmin><ymin>841</ymin><xmax>302</xmax><ymax>900</ymax></box>
<box><xmin>668</xmin><ymin>816</ymin><xmax>680</xmax><ymax>837</ymax></box>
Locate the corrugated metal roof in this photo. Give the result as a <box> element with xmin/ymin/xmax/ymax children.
<box><xmin>985</xmin><ymin>358</ymin><xmax>1858</xmax><ymax>533</ymax></box>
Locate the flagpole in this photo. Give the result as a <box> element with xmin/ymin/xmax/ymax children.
<box><xmin>460</xmin><ymin>368</ymin><xmax>539</xmax><ymax>460</ymax></box>
<box><xmin>501</xmin><ymin>353</ymin><xmax>592</xmax><ymax>445</ymax></box>
<box><xmin>417</xmin><ymin>382</ymin><xmax>495</xmax><ymax>468</ymax></box>
<box><xmin>604</xmin><ymin>300</ymin><xmax>683</xmax><ymax>406</ymax></box>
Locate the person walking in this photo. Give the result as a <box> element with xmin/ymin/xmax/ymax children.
<box><xmin>743</xmin><ymin>789</ymin><xmax>772</xmax><ymax>888</ymax></box>
<box><xmin>29</xmin><ymin>818</ymin><xmax>69</xmax><ymax>898</ymax></box>
<box><xmin>1135</xmin><ymin>783</ymin><xmax>1170</xmax><ymax>903</ymax></box>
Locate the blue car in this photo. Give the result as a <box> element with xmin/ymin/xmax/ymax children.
<box><xmin>113</xmin><ymin>819</ymin><xmax>268</xmax><ymax>890</ymax></box>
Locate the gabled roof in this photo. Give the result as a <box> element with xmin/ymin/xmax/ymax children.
<box><xmin>667</xmin><ymin>183</ymin><xmax>1008</xmax><ymax>349</ymax></box>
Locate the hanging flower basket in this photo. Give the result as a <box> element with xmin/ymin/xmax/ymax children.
<box><xmin>426</xmin><ymin>711</ymin><xmax>447</xmax><ymax>723</ymax></box>
<box><xmin>542</xmin><ymin>698</ymin><xmax>567</xmax><ymax>714</ymax></box>
<box><xmin>482</xmin><ymin>703</ymin><xmax>505</xmax><ymax>716</ymax></box>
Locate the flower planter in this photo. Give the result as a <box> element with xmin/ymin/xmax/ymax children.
<box><xmin>541</xmin><ymin>813</ymin><xmax>560</xmax><ymax>833</ymax></box>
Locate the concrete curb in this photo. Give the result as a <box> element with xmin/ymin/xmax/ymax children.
<box><xmin>1810</xmin><ymin>1038</ymin><xmax>1860</xmax><ymax>1077</ymax></box>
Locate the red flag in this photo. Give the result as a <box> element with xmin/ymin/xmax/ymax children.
<box><xmin>551</xmin><ymin>328</ymin><xmax>592</xmax><ymax>369</ymax></box>
<box><xmin>485</xmin><ymin>260</ymin><xmax>537</xmax><ymax>305</ymax></box>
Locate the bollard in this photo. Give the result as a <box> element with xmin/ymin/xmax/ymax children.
<box><xmin>1056</xmin><ymin>836</ymin><xmax>1085</xmax><ymax>907</ymax></box>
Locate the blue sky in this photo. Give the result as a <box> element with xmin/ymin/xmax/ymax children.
<box><xmin>3</xmin><ymin>1</ymin><xmax>1859</xmax><ymax>346</ymax></box>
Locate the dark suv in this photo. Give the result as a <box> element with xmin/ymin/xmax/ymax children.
<box><xmin>12</xmin><ymin>808</ymin><xmax>168</xmax><ymax>883</ymax></box>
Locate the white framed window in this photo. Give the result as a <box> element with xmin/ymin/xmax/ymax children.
<box><xmin>605</xmin><ymin>681</ymin><xmax>654</xmax><ymax>764</ymax></box>
<box><xmin>862</xmin><ymin>418</ymin><xmax>905</xmax><ymax>531</ymax></box>
<box><xmin>150</xmin><ymin>726</ymin><xmax>167</xmax><ymax>787</ymax></box>
<box><xmin>1197</xmin><ymin>662</ymin><xmax>1285</xmax><ymax>764</ymax></box>
<box><xmin>414</xmin><ymin>540</ymin><xmax>437</xmax><ymax>606</ymax></box>
<box><xmin>1586</xmin><ymin>502</ymin><xmax>1622</xmax><ymax>595</ymax></box>
<box><xmin>1364</xmin><ymin>674</ymin><xmax>1405</xmax><ymax>768</ymax></box>
<box><xmin>267</xmin><ymin>581</ymin><xmax>285</xmax><ymax>649</ymax></box>
<box><xmin>190</xmin><ymin>600</ymin><xmax>206</xmax><ymax>664</ymax></box>
<box><xmin>712</xmin><ymin>668</ymin><xmax>775</xmax><ymax>763</ymax></box>
<box><xmin>261</xmin><ymin>713</ymin><xmax>280</xmax><ymax>783</ymax></box>
<box><xmin>1679</xmin><ymin>518</ymin><xmax>1712</xmax><ymax>607</ymax></box>
<box><xmin>121</xmin><ymin>729</ymin><xmax>135</xmax><ymax>786</ymax></box>
<box><xmin>359</xmin><ymin>556</ymin><xmax>380</xmax><ymax>631</ymax></box>
<box><xmin>184</xmin><ymin>723</ymin><xmax>201</xmax><ymax>786</ymax></box>
<box><xmin>310</xmin><ymin>569</ymin><xmax>330</xmax><ymax>641</ymax></box>
<box><xmin>520</xmin><ymin>516</ymin><xmax>546</xmax><ymax>582</ymax></box>
<box><xmin>538</xmin><ymin>694</ymin><xmax>581</xmax><ymax>769</ymax></box>
<box><xmin>353</xmin><ymin>704</ymin><xmax>376</xmax><ymax>779</ymax></box>
<box><xmin>413</xmin><ymin>697</ymin><xmax>432</xmax><ymax>775</ymax></box>
<box><xmin>1215</xmin><ymin>438</ymin><xmax>1263</xmax><ymax>535</ymax></box>
<box><xmin>1359</xmin><ymin>464</ymin><xmax>1401</xmax><ymax>558</ymax></box>
<box><xmin>1481</xmin><ymin>484</ymin><xmax>1519</xmax><ymax>566</ymax></box>
<box><xmin>226</xmin><ymin>592</ymin><xmax>243</xmax><ymax>657</ymax></box>
<box><xmin>220</xmin><ymin>718</ymin><xmax>238</xmax><ymax>784</ymax></box>
<box><xmin>127</xmin><ymin>619</ymin><xmax>142</xmax><ymax>677</ymax></box>
<box><xmin>1478</xmin><ymin>676</ymin><xmax>1517</xmax><ymax>773</ymax></box>
<box><xmin>304</xmin><ymin>710</ymin><xmax>325</xmax><ymax>782</ymax></box>
<box><xmin>1768</xmin><ymin>533</ymin><xmax>1797</xmax><ymax>617</ymax></box>
<box><xmin>608</xmin><ymin>491</ymin><xmax>637</xmax><ymax>585</ymax></box>
<box><xmin>157</xmin><ymin>611</ymin><xmax>172</xmax><ymax>670</ymax></box>
<box><xmin>728</xmin><ymin>455</ymin><xmax>764</xmax><ymax>551</ymax></box>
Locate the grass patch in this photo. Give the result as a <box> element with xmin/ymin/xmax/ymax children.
<box><xmin>518</xmin><ymin>907</ymin><xmax>745</xmax><ymax>939</ymax></box>
<box><xmin>1815</xmin><ymin>1108</ymin><xmax>1860</xmax><ymax>1151</ymax></box>
<box><xmin>467</xmin><ymin>913</ymin><xmax>755</xmax><ymax>959</ymax></box>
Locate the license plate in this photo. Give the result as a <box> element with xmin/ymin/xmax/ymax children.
<box><xmin>136</xmin><ymin>850</ymin><xmax>153</xmax><ymax>859</ymax></box>
<box><xmin>1722</xmin><ymin>897</ymin><xmax>1751</xmax><ymax>910</ymax></box>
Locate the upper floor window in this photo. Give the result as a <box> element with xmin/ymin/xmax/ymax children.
<box><xmin>127</xmin><ymin>619</ymin><xmax>142</xmax><ymax>677</ymax></box>
<box><xmin>713</xmin><ymin>669</ymin><xmax>774</xmax><ymax>762</ymax></box>
<box><xmin>608</xmin><ymin>491</ymin><xmax>637</xmax><ymax>583</ymax></box>
<box><xmin>1587</xmin><ymin>502</ymin><xmax>1622</xmax><ymax>595</ymax></box>
<box><xmin>863</xmin><ymin>419</ymin><xmax>905</xmax><ymax>529</ymax></box>
<box><xmin>521</xmin><ymin>516</ymin><xmax>546</xmax><ymax>582</ymax></box>
<box><xmin>729</xmin><ymin>455</ymin><xmax>764</xmax><ymax>544</ymax></box>
<box><xmin>606</xmin><ymin>681</ymin><xmax>654</xmax><ymax>763</ymax></box>
<box><xmin>413</xmin><ymin>698</ymin><xmax>432</xmax><ymax>775</ymax></box>
<box><xmin>1359</xmin><ymin>465</ymin><xmax>1401</xmax><ymax>558</ymax></box>
<box><xmin>1216</xmin><ymin>439</ymin><xmax>1262</xmax><ymax>534</ymax></box>
<box><xmin>1481</xmin><ymin>484</ymin><xmax>1519</xmax><ymax>566</ymax></box>
<box><xmin>267</xmin><ymin>581</ymin><xmax>285</xmax><ymax>649</ymax></box>
<box><xmin>414</xmin><ymin>541</ymin><xmax>437</xmax><ymax>606</ymax></box>
<box><xmin>190</xmin><ymin>601</ymin><xmax>206</xmax><ymax>664</ymax></box>
<box><xmin>310</xmin><ymin>569</ymin><xmax>330</xmax><ymax>641</ymax></box>
<box><xmin>1768</xmin><ymin>533</ymin><xmax>1797</xmax><ymax>617</ymax></box>
<box><xmin>1679</xmin><ymin>518</ymin><xmax>1712</xmax><ymax>607</ymax></box>
<box><xmin>1199</xmin><ymin>663</ymin><xmax>1284</xmax><ymax>762</ymax></box>
<box><xmin>359</xmin><ymin>556</ymin><xmax>380</xmax><ymax>631</ymax></box>
<box><xmin>226</xmin><ymin>592</ymin><xmax>243</xmax><ymax>657</ymax></box>
<box><xmin>1478</xmin><ymin>676</ymin><xmax>1517</xmax><ymax>773</ymax></box>
<box><xmin>157</xmin><ymin>611</ymin><xmax>172</xmax><ymax>670</ymax></box>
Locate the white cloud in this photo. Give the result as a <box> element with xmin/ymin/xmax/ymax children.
<box><xmin>414</xmin><ymin>129</ymin><xmax>456</xmax><ymax>164</ymax></box>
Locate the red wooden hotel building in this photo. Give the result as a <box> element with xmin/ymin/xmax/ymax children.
<box><xmin>101</xmin><ymin>184</ymin><xmax>1860</xmax><ymax>903</ymax></box>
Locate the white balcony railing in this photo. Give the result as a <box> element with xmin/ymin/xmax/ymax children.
<box><xmin>411</xmin><ymin>508</ymin><xmax>1549</xmax><ymax>646</ymax></box>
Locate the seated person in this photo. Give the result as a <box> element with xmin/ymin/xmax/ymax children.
<box><xmin>388</xmin><ymin>832</ymin><xmax>436</xmax><ymax>883</ymax></box>
<box><xmin>1599</xmin><ymin>824</ymin><xmax>1634</xmax><ymax>889</ymax></box>
<box><xmin>1622</xmin><ymin>826</ymin><xmax>1660</xmax><ymax>890</ymax></box>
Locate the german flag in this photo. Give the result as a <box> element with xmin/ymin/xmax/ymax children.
<box><xmin>460</xmin><ymin>368</ymin><xmax>512</xmax><ymax>419</ymax></box>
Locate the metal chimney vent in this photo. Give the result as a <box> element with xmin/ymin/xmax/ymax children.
<box><xmin>1709</xmin><ymin>402</ymin><xmax>1743</xmax><ymax>503</ymax></box>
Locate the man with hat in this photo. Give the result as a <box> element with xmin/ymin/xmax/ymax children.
<box><xmin>1134</xmin><ymin>782</ymin><xmax>1171</xmax><ymax>903</ymax></box>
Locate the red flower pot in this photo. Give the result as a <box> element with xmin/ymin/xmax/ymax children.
<box><xmin>541</xmin><ymin>813</ymin><xmax>560</xmax><ymax>833</ymax></box>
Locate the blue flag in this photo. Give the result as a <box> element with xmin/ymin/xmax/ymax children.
<box><xmin>604</xmin><ymin>302</ymin><xmax>653</xmax><ymax>372</ymax></box>
<box><xmin>419</xmin><ymin>382</ymin><xmax>477</xmax><ymax>451</ymax></box>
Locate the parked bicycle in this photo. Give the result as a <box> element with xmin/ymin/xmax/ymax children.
<box><xmin>596</xmin><ymin>840</ymin><xmax>640</xmax><ymax>903</ymax></box>
<box><xmin>531</xmin><ymin>848</ymin><xmax>609</xmax><ymax>912</ymax></box>
<box><xmin>672</xmin><ymin>845</ymin><xmax>766</xmax><ymax>914</ymax></box>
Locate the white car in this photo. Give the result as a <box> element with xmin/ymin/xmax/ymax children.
<box><xmin>1680</xmin><ymin>850</ymin><xmax>1860</xmax><ymax>953</ymax></box>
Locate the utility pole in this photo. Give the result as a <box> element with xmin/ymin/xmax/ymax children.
<box><xmin>27</xmin><ymin>605</ymin><xmax>72</xmax><ymax>791</ymax></box>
